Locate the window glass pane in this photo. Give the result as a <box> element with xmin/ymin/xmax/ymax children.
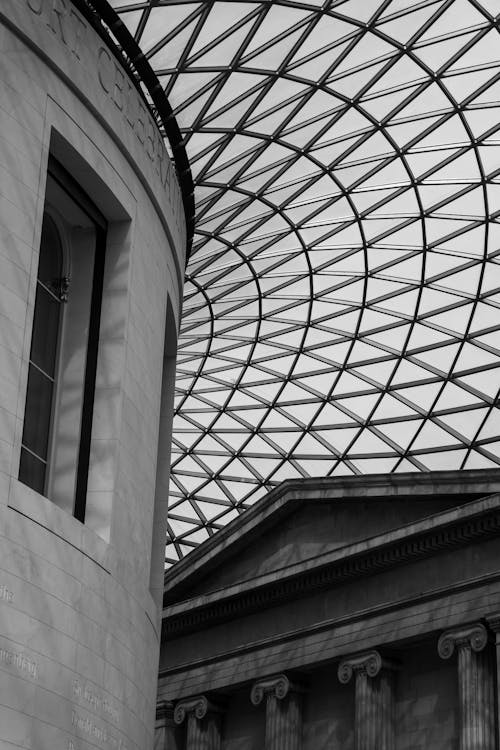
<box><xmin>19</xmin><ymin>168</ymin><xmax>106</xmax><ymax>514</ymax></box>
<box><xmin>38</xmin><ymin>214</ymin><xmax>63</xmax><ymax>290</ymax></box>
<box><xmin>19</xmin><ymin>448</ymin><xmax>46</xmax><ymax>495</ymax></box>
<box><xmin>31</xmin><ymin>285</ymin><xmax>61</xmax><ymax>377</ymax></box>
<box><xmin>22</xmin><ymin>364</ymin><xmax>54</xmax><ymax>461</ymax></box>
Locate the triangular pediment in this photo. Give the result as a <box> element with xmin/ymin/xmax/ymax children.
<box><xmin>164</xmin><ymin>469</ymin><xmax>500</xmax><ymax>605</ymax></box>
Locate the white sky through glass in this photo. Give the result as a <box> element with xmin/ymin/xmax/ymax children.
<box><xmin>112</xmin><ymin>0</ymin><xmax>500</xmax><ymax>564</ymax></box>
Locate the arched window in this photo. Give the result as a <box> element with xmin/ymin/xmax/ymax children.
<box><xmin>19</xmin><ymin>213</ymin><xmax>66</xmax><ymax>494</ymax></box>
<box><xmin>19</xmin><ymin>157</ymin><xmax>107</xmax><ymax>522</ymax></box>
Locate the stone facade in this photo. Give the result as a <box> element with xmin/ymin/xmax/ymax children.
<box><xmin>158</xmin><ymin>470</ymin><xmax>500</xmax><ymax>749</ymax></box>
<box><xmin>0</xmin><ymin>3</ymin><xmax>185</xmax><ymax>749</ymax></box>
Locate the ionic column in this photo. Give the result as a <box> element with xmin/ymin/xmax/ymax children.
<box><xmin>438</xmin><ymin>622</ymin><xmax>495</xmax><ymax>750</ymax></box>
<box><xmin>174</xmin><ymin>695</ymin><xmax>223</xmax><ymax>750</ymax></box>
<box><xmin>250</xmin><ymin>673</ymin><xmax>303</xmax><ymax>750</ymax></box>
<box><xmin>486</xmin><ymin>613</ymin><xmax>500</xmax><ymax>742</ymax></box>
<box><xmin>338</xmin><ymin>650</ymin><xmax>395</xmax><ymax>750</ymax></box>
<box><xmin>155</xmin><ymin>701</ymin><xmax>182</xmax><ymax>750</ymax></box>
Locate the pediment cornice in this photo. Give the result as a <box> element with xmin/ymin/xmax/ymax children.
<box><xmin>162</xmin><ymin>491</ymin><xmax>500</xmax><ymax>639</ymax></box>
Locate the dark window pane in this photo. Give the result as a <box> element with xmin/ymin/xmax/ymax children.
<box><xmin>38</xmin><ymin>214</ymin><xmax>62</xmax><ymax>291</ymax></box>
<box><xmin>19</xmin><ymin>177</ymin><xmax>106</xmax><ymax>511</ymax></box>
<box><xmin>19</xmin><ymin>448</ymin><xmax>46</xmax><ymax>495</ymax></box>
<box><xmin>21</xmin><ymin>364</ymin><xmax>54</xmax><ymax>460</ymax></box>
<box><xmin>31</xmin><ymin>285</ymin><xmax>60</xmax><ymax>376</ymax></box>
<box><xmin>20</xmin><ymin>210</ymin><xmax>62</xmax><ymax>496</ymax></box>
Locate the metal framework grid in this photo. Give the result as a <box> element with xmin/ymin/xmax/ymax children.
<box><xmin>110</xmin><ymin>0</ymin><xmax>500</xmax><ymax>564</ymax></box>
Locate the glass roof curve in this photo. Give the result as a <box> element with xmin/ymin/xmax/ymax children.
<box><xmin>110</xmin><ymin>0</ymin><xmax>500</xmax><ymax>565</ymax></box>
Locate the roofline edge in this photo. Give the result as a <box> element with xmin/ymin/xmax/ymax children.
<box><xmin>70</xmin><ymin>0</ymin><xmax>195</xmax><ymax>260</ymax></box>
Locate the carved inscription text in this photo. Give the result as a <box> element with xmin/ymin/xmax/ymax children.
<box><xmin>25</xmin><ymin>0</ymin><xmax>86</xmax><ymax>60</ymax></box>
<box><xmin>24</xmin><ymin>0</ymin><xmax>182</xmax><ymax>231</ymax></box>
<box><xmin>72</xmin><ymin>679</ymin><xmax>119</xmax><ymax>723</ymax></box>
<box><xmin>0</xmin><ymin>583</ymin><xmax>14</xmax><ymax>603</ymax></box>
<box><xmin>0</xmin><ymin>647</ymin><xmax>38</xmax><ymax>679</ymax></box>
<box><xmin>72</xmin><ymin>710</ymin><xmax>128</xmax><ymax>750</ymax></box>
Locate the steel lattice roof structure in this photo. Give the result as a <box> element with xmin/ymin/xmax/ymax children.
<box><xmin>109</xmin><ymin>0</ymin><xmax>500</xmax><ymax>564</ymax></box>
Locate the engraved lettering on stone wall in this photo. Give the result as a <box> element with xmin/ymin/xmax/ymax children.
<box><xmin>26</xmin><ymin>0</ymin><xmax>44</xmax><ymax>13</ymax></box>
<box><xmin>0</xmin><ymin>647</ymin><xmax>38</xmax><ymax>679</ymax></box>
<box><xmin>25</xmin><ymin>0</ymin><xmax>183</xmax><ymax>232</ymax></box>
<box><xmin>72</xmin><ymin>679</ymin><xmax>120</xmax><ymax>723</ymax></box>
<box><xmin>25</xmin><ymin>0</ymin><xmax>87</xmax><ymax>60</ymax></box>
<box><xmin>0</xmin><ymin>583</ymin><xmax>14</xmax><ymax>603</ymax></box>
<box><xmin>71</xmin><ymin>710</ymin><xmax>128</xmax><ymax>750</ymax></box>
<box><xmin>96</xmin><ymin>46</ymin><xmax>176</xmax><ymax>199</ymax></box>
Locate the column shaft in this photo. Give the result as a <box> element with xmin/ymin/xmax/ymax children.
<box><xmin>156</xmin><ymin>701</ymin><xmax>182</xmax><ymax>750</ymax></box>
<box><xmin>186</xmin><ymin>713</ymin><xmax>204</xmax><ymax>750</ymax></box>
<box><xmin>487</xmin><ymin>615</ymin><xmax>500</xmax><ymax>748</ymax></box>
<box><xmin>155</xmin><ymin>725</ymin><xmax>182</xmax><ymax>750</ymax></box>
<box><xmin>174</xmin><ymin>696</ymin><xmax>223</xmax><ymax>750</ymax></box>
<box><xmin>438</xmin><ymin>623</ymin><xmax>496</xmax><ymax>750</ymax></box>
<box><xmin>207</xmin><ymin>714</ymin><xmax>222</xmax><ymax>750</ymax></box>
<box><xmin>265</xmin><ymin>691</ymin><xmax>302</xmax><ymax>750</ymax></box>
<box><xmin>354</xmin><ymin>670</ymin><xmax>394</xmax><ymax>750</ymax></box>
<box><xmin>379</xmin><ymin>670</ymin><xmax>395</xmax><ymax>750</ymax></box>
<box><xmin>251</xmin><ymin>674</ymin><xmax>303</xmax><ymax>750</ymax></box>
<box><xmin>339</xmin><ymin>651</ymin><xmax>395</xmax><ymax>750</ymax></box>
<box><xmin>457</xmin><ymin>644</ymin><xmax>495</xmax><ymax>750</ymax></box>
<box><xmin>355</xmin><ymin>671</ymin><xmax>373</xmax><ymax>750</ymax></box>
<box><xmin>185</xmin><ymin>712</ymin><xmax>222</xmax><ymax>750</ymax></box>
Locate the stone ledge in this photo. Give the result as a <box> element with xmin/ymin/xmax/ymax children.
<box><xmin>159</xmin><ymin>579</ymin><xmax>500</xmax><ymax>700</ymax></box>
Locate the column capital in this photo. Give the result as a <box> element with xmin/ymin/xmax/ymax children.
<box><xmin>250</xmin><ymin>673</ymin><xmax>303</xmax><ymax>706</ymax></box>
<box><xmin>174</xmin><ymin>695</ymin><xmax>223</xmax><ymax>725</ymax></box>
<box><xmin>438</xmin><ymin>622</ymin><xmax>488</xmax><ymax>660</ymax></box>
<box><xmin>156</xmin><ymin>700</ymin><xmax>175</xmax><ymax>725</ymax></box>
<box><xmin>338</xmin><ymin>650</ymin><xmax>393</xmax><ymax>684</ymax></box>
<box><xmin>338</xmin><ymin>650</ymin><xmax>396</xmax><ymax>749</ymax></box>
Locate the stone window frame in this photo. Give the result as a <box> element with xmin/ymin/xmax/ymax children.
<box><xmin>19</xmin><ymin>155</ymin><xmax>107</xmax><ymax>524</ymax></box>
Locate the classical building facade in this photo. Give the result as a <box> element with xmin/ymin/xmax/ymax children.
<box><xmin>0</xmin><ymin>2</ymin><xmax>190</xmax><ymax>749</ymax></box>
<box><xmin>3</xmin><ymin>2</ymin><xmax>500</xmax><ymax>750</ymax></box>
<box><xmin>158</xmin><ymin>469</ymin><xmax>500</xmax><ymax>749</ymax></box>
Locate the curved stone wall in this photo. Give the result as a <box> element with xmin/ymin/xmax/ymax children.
<box><xmin>0</xmin><ymin>3</ymin><xmax>185</xmax><ymax>749</ymax></box>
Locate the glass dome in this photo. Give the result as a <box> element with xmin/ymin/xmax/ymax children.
<box><xmin>111</xmin><ymin>0</ymin><xmax>500</xmax><ymax>564</ymax></box>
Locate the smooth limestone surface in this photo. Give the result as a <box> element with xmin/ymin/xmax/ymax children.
<box><xmin>0</xmin><ymin>3</ymin><xmax>185</xmax><ymax>749</ymax></box>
